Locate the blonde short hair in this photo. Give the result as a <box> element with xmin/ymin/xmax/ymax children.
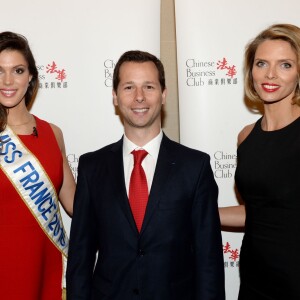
<box><xmin>244</xmin><ymin>24</ymin><xmax>300</xmax><ymax>105</ymax></box>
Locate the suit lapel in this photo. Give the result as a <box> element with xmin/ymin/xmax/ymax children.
<box><xmin>140</xmin><ymin>135</ymin><xmax>176</xmax><ymax>235</ymax></box>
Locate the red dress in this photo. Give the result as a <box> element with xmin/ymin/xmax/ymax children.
<box><xmin>0</xmin><ymin>116</ymin><xmax>64</xmax><ymax>299</ymax></box>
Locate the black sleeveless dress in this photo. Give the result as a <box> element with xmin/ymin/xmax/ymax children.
<box><xmin>235</xmin><ymin>117</ymin><xmax>300</xmax><ymax>300</ymax></box>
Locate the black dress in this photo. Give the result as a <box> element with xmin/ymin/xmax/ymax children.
<box><xmin>235</xmin><ymin>117</ymin><xmax>300</xmax><ymax>300</ymax></box>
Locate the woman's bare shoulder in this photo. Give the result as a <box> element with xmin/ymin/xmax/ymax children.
<box><xmin>49</xmin><ymin>123</ymin><xmax>64</xmax><ymax>152</ymax></box>
<box><xmin>237</xmin><ymin>123</ymin><xmax>255</xmax><ymax>146</ymax></box>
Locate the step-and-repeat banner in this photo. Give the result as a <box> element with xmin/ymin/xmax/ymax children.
<box><xmin>1</xmin><ymin>0</ymin><xmax>160</xmax><ymax>233</ymax></box>
<box><xmin>175</xmin><ymin>0</ymin><xmax>300</xmax><ymax>298</ymax></box>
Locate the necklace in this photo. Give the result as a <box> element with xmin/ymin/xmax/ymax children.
<box><xmin>8</xmin><ymin>114</ymin><xmax>34</xmax><ymax>127</ymax></box>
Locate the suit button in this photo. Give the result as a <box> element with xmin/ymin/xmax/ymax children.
<box><xmin>133</xmin><ymin>288</ymin><xmax>140</xmax><ymax>295</ymax></box>
<box><xmin>138</xmin><ymin>249</ymin><xmax>145</xmax><ymax>256</ymax></box>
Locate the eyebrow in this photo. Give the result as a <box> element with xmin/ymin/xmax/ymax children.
<box><xmin>121</xmin><ymin>80</ymin><xmax>158</xmax><ymax>85</ymax></box>
<box><xmin>254</xmin><ymin>58</ymin><xmax>296</xmax><ymax>62</ymax></box>
<box><xmin>13</xmin><ymin>64</ymin><xmax>28</xmax><ymax>68</ymax></box>
<box><xmin>121</xmin><ymin>81</ymin><xmax>134</xmax><ymax>85</ymax></box>
<box><xmin>144</xmin><ymin>81</ymin><xmax>157</xmax><ymax>85</ymax></box>
<box><xmin>0</xmin><ymin>64</ymin><xmax>28</xmax><ymax>68</ymax></box>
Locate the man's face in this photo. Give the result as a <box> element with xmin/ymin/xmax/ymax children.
<box><xmin>113</xmin><ymin>61</ymin><xmax>166</xmax><ymax>134</ymax></box>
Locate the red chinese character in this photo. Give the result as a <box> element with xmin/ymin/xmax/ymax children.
<box><xmin>46</xmin><ymin>61</ymin><xmax>67</xmax><ymax>82</ymax></box>
<box><xmin>56</xmin><ymin>69</ymin><xmax>67</xmax><ymax>82</ymax></box>
<box><xmin>217</xmin><ymin>58</ymin><xmax>228</xmax><ymax>70</ymax></box>
<box><xmin>226</xmin><ymin>65</ymin><xmax>237</xmax><ymax>78</ymax></box>
<box><xmin>229</xmin><ymin>249</ymin><xmax>239</xmax><ymax>262</ymax></box>
<box><xmin>223</xmin><ymin>242</ymin><xmax>231</xmax><ymax>253</ymax></box>
<box><xmin>217</xmin><ymin>58</ymin><xmax>237</xmax><ymax>78</ymax></box>
<box><xmin>46</xmin><ymin>61</ymin><xmax>58</xmax><ymax>74</ymax></box>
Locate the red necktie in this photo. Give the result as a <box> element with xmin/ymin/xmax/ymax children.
<box><xmin>129</xmin><ymin>150</ymin><xmax>148</xmax><ymax>232</ymax></box>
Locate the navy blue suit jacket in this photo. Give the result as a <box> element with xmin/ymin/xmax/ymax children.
<box><xmin>67</xmin><ymin>134</ymin><xmax>225</xmax><ymax>300</ymax></box>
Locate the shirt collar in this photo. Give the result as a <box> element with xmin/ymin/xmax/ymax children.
<box><xmin>123</xmin><ymin>130</ymin><xmax>163</xmax><ymax>159</ymax></box>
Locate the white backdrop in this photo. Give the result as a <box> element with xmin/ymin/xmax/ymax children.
<box><xmin>1</xmin><ymin>0</ymin><xmax>161</xmax><ymax>234</ymax></box>
<box><xmin>175</xmin><ymin>0</ymin><xmax>300</xmax><ymax>299</ymax></box>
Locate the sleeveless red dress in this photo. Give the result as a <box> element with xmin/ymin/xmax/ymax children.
<box><xmin>0</xmin><ymin>116</ymin><xmax>64</xmax><ymax>299</ymax></box>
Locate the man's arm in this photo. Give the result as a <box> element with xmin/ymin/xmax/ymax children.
<box><xmin>66</xmin><ymin>155</ymin><xmax>98</xmax><ymax>299</ymax></box>
<box><xmin>192</xmin><ymin>154</ymin><xmax>225</xmax><ymax>300</ymax></box>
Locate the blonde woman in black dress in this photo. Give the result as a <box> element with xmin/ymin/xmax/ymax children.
<box><xmin>219</xmin><ymin>24</ymin><xmax>300</xmax><ymax>300</ymax></box>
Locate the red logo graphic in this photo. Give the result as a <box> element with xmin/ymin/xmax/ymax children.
<box><xmin>46</xmin><ymin>61</ymin><xmax>67</xmax><ymax>82</ymax></box>
<box><xmin>223</xmin><ymin>241</ymin><xmax>239</xmax><ymax>261</ymax></box>
<box><xmin>217</xmin><ymin>58</ymin><xmax>237</xmax><ymax>78</ymax></box>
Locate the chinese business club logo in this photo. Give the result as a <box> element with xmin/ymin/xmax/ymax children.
<box><xmin>185</xmin><ymin>57</ymin><xmax>238</xmax><ymax>87</ymax></box>
<box><xmin>38</xmin><ymin>61</ymin><xmax>68</xmax><ymax>89</ymax></box>
<box><xmin>103</xmin><ymin>59</ymin><xmax>115</xmax><ymax>87</ymax></box>
<box><xmin>213</xmin><ymin>150</ymin><xmax>237</xmax><ymax>179</ymax></box>
<box><xmin>223</xmin><ymin>241</ymin><xmax>239</xmax><ymax>268</ymax></box>
<box><xmin>67</xmin><ymin>153</ymin><xmax>79</xmax><ymax>182</ymax></box>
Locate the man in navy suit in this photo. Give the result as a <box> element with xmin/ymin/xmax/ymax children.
<box><xmin>66</xmin><ymin>50</ymin><xmax>225</xmax><ymax>300</ymax></box>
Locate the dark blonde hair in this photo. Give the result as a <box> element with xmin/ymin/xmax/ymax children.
<box><xmin>0</xmin><ymin>31</ymin><xmax>38</xmax><ymax>132</ymax></box>
<box><xmin>244</xmin><ymin>24</ymin><xmax>300</xmax><ymax>105</ymax></box>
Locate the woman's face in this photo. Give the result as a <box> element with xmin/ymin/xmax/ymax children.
<box><xmin>0</xmin><ymin>49</ymin><xmax>32</xmax><ymax>109</ymax></box>
<box><xmin>252</xmin><ymin>39</ymin><xmax>298</xmax><ymax>104</ymax></box>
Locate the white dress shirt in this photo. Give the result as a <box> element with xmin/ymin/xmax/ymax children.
<box><xmin>123</xmin><ymin>131</ymin><xmax>163</xmax><ymax>196</ymax></box>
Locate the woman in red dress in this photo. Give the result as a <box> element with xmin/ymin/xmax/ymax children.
<box><xmin>0</xmin><ymin>31</ymin><xmax>75</xmax><ymax>299</ymax></box>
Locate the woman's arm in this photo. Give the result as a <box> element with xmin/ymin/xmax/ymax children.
<box><xmin>219</xmin><ymin>205</ymin><xmax>245</xmax><ymax>227</ymax></box>
<box><xmin>51</xmin><ymin>123</ymin><xmax>76</xmax><ymax>217</ymax></box>
<box><xmin>218</xmin><ymin>125</ymin><xmax>254</xmax><ymax>228</ymax></box>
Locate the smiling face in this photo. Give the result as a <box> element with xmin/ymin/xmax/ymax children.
<box><xmin>0</xmin><ymin>50</ymin><xmax>32</xmax><ymax>110</ymax></box>
<box><xmin>252</xmin><ymin>39</ymin><xmax>298</xmax><ymax>104</ymax></box>
<box><xmin>113</xmin><ymin>61</ymin><xmax>166</xmax><ymax>137</ymax></box>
